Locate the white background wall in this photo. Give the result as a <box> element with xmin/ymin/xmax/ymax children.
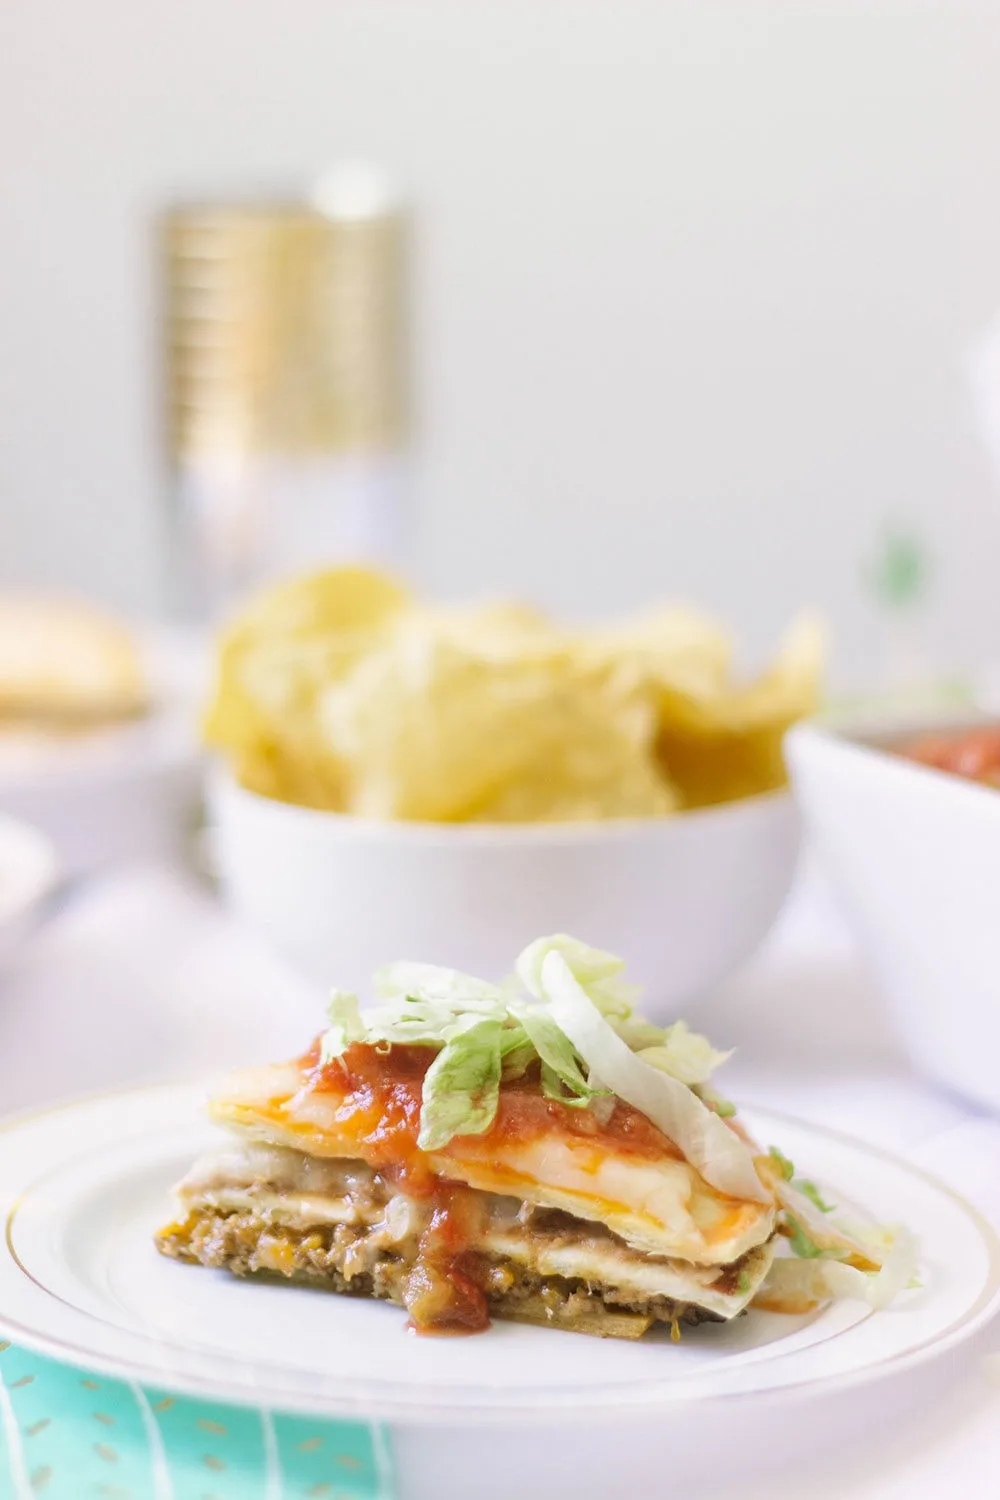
<box><xmin>2</xmin><ymin>1</ymin><xmax>1000</xmax><ymax>683</ymax></box>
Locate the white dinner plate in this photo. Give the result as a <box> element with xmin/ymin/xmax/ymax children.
<box><xmin>0</xmin><ymin>1083</ymin><xmax>997</xmax><ymax>1429</ymax></box>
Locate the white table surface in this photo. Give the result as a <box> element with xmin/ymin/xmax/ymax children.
<box><xmin>2</xmin><ymin>855</ymin><xmax>999</xmax><ymax>1498</ymax></box>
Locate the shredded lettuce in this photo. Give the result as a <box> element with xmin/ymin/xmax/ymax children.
<box><xmin>517</xmin><ymin>935</ymin><xmax>647</xmax><ymax>1030</ymax></box>
<box><xmin>525</xmin><ymin>945</ymin><xmax>769</xmax><ymax>1204</ymax></box>
<box><xmin>786</xmin><ymin>1216</ymin><xmax>824</xmax><ymax>1259</ymax></box>
<box><xmin>374</xmin><ymin>960</ymin><xmax>509</xmax><ymax>1009</ymax></box>
<box><xmin>319</xmin><ymin>990</ymin><xmax>365</xmax><ymax>1063</ymax></box>
<box><xmin>585</xmin><ymin>1070</ymin><xmax>617</xmax><ymax>1126</ymax></box>
<box><xmin>316</xmin><ymin>933</ymin><xmax>742</xmax><ymax>1161</ymax></box>
<box><xmin>636</xmin><ymin>1022</ymin><xmax>732</xmax><ymax>1087</ymax></box>
<box><xmin>760</xmin><ymin>1228</ymin><xmax>918</xmax><ymax>1312</ymax></box>
<box><xmin>312</xmin><ymin>933</ymin><xmax>762</xmax><ymax>1196</ymax></box>
<box><xmin>772</xmin><ymin>1177</ymin><xmax>885</xmax><ymax>1269</ymax></box>
<box><xmin>307</xmin><ymin>932</ymin><xmax>918</xmax><ymax>1313</ymax></box>
<box><xmin>695</xmin><ymin>1086</ymin><xmax>737</xmax><ymax>1118</ymax></box>
<box><xmin>499</xmin><ymin>1027</ymin><xmax>536</xmax><ymax>1080</ymax></box>
<box><xmin>511</xmin><ymin>1004</ymin><xmax>607</xmax><ymax>1108</ymax></box>
<box><xmin>417</xmin><ymin>1017</ymin><xmax>504</xmax><ymax>1151</ymax></box>
<box><xmin>515</xmin><ymin>935</ymin><xmax>625</xmax><ymax>995</ymax></box>
<box><xmin>796</xmin><ymin>1179</ymin><xmax>834</xmax><ymax>1213</ymax></box>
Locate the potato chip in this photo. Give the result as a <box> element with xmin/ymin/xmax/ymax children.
<box><xmin>202</xmin><ymin>567</ymin><xmax>824</xmax><ymax>821</ymax></box>
<box><xmin>402</xmin><ymin>599</ymin><xmax>560</xmax><ymax>664</ymax></box>
<box><xmin>653</xmin><ymin>616</ymin><xmax>826</xmax><ymax>808</ymax></box>
<box><xmin>318</xmin><ymin>623</ymin><xmax>564</xmax><ymax>821</ymax></box>
<box><xmin>212</xmin><ymin>638</ymin><xmax>355</xmax><ymax>810</ymax></box>
<box><xmin>225</xmin><ymin>565</ymin><xmax>411</xmax><ymax>641</ymax></box>
<box><xmin>468</xmin><ymin>680</ymin><xmax>678</xmax><ymax>822</ymax></box>
<box><xmin>319</xmin><ymin>616</ymin><xmax>675</xmax><ymax>822</ymax></box>
<box><xmin>578</xmin><ymin>606</ymin><xmax>734</xmax><ymax>698</ymax></box>
<box><xmin>204</xmin><ymin>566</ymin><xmax>410</xmax><ymax>810</ymax></box>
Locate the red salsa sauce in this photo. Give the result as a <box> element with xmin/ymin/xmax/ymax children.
<box><xmin>294</xmin><ymin>1037</ymin><xmax>688</xmax><ymax>1334</ymax></box>
<box><xmin>300</xmin><ymin>1038</ymin><xmax>434</xmax><ymax>1193</ymax></box>
<box><xmin>299</xmin><ymin>1039</ymin><xmax>683</xmax><ymax>1168</ymax></box>
<box><xmin>899</xmin><ymin>725</ymin><xmax>1000</xmax><ymax>788</ymax></box>
<box><xmin>298</xmin><ymin>1039</ymin><xmax>492</xmax><ymax>1330</ymax></box>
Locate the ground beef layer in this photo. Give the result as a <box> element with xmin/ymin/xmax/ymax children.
<box><xmin>156</xmin><ymin>1206</ymin><xmax>719</xmax><ymax>1340</ymax></box>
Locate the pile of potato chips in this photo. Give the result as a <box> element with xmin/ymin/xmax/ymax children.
<box><xmin>205</xmin><ymin>567</ymin><xmax>824</xmax><ymax>822</ymax></box>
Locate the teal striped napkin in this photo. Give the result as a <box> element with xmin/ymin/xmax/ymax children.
<box><xmin>0</xmin><ymin>1341</ymin><xmax>394</xmax><ymax>1499</ymax></box>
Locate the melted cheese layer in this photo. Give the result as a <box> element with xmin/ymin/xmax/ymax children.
<box><xmin>211</xmin><ymin>1059</ymin><xmax>776</xmax><ymax>1266</ymax></box>
<box><xmin>176</xmin><ymin>1140</ymin><xmax>777</xmax><ymax>1319</ymax></box>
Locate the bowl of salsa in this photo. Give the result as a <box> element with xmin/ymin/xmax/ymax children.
<box><xmin>785</xmin><ymin>715</ymin><xmax>1000</xmax><ymax>1111</ymax></box>
<box><xmin>899</xmin><ymin>725</ymin><xmax>1000</xmax><ymax>788</ymax></box>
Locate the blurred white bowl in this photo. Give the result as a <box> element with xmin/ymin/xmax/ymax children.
<box><xmin>0</xmin><ymin>813</ymin><xmax>58</xmax><ymax>960</ymax></box>
<box><xmin>787</xmin><ymin>720</ymin><xmax>1000</xmax><ymax>1110</ymax></box>
<box><xmin>0</xmin><ymin>713</ymin><xmax>202</xmax><ymax>878</ymax></box>
<box><xmin>208</xmin><ymin>769</ymin><xmax>800</xmax><ymax>1012</ymax></box>
<box><xmin>0</xmin><ymin>629</ymin><xmax>205</xmax><ymax>878</ymax></box>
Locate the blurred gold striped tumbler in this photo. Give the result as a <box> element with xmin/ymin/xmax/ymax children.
<box><xmin>163</xmin><ymin>165</ymin><xmax>411</xmax><ymax>617</ymax></box>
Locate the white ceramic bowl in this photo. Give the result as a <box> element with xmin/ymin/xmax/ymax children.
<box><xmin>0</xmin><ymin>630</ymin><xmax>205</xmax><ymax>878</ymax></box>
<box><xmin>207</xmin><ymin>770</ymin><xmax>800</xmax><ymax>1013</ymax></box>
<box><xmin>0</xmin><ymin>713</ymin><xmax>202</xmax><ymax>878</ymax></box>
<box><xmin>787</xmin><ymin>720</ymin><xmax>1000</xmax><ymax>1110</ymax></box>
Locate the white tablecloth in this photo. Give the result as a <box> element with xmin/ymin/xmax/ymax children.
<box><xmin>3</xmin><ymin>859</ymin><xmax>999</xmax><ymax>1497</ymax></box>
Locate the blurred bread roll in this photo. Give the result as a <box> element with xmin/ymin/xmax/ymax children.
<box><xmin>0</xmin><ymin>595</ymin><xmax>147</xmax><ymax>724</ymax></box>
